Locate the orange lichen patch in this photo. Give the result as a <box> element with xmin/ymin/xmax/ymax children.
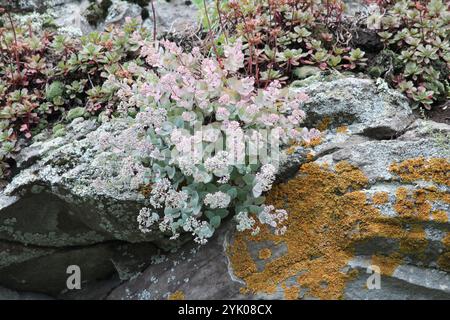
<box><xmin>168</xmin><ymin>290</ymin><xmax>185</xmax><ymax>300</ymax></box>
<box><xmin>228</xmin><ymin>157</ymin><xmax>449</xmax><ymax>300</ymax></box>
<box><xmin>371</xmin><ymin>254</ymin><xmax>402</xmax><ymax>276</ymax></box>
<box><xmin>399</xmin><ymin>225</ymin><xmax>428</xmax><ymax>258</ymax></box>
<box><xmin>286</xmin><ymin>145</ymin><xmax>298</xmax><ymax>155</ymax></box>
<box><xmin>317</xmin><ymin>117</ymin><xmax>331</xmax><ymax>131</ymax></box>
<box><xmin>390</xmin><ymin>157</ymin><xmax>450</xmax><ymax>186</ymax></box>
<box><xmin>228</xmin><ymin>161</ymin><xmax>378</xmax><ymax>300</ymax></box>
<box><xmin>438</xmin><ymin>233</ymin><xmax>450</xmax><ymax>272</ymax></box>
<box><xmin>309</xmin><ymin>136</ymin><xmax>323</xmax><ymax>147</ymax></box>
<box><xmin>227</xmin><ymin>236</ymin><xmax>258</xmax><ymax>282</ymax></box>
<box><xmin>336</xmin><ymin>126</ymin><xmax>348</xmax><ymax>134</ymax></box>
<box><xmin>432</xmin><ymin>210</ymin><xmax>448</xmax><ymax>223</ymax></box>
<box><xmin>258</xmin><ymin>248</ymin><xmax>272</xmax><ymax>260</ymax></box>
<box><xmin>301</xmin><ymin>136</ymin><xmax>323</xmax><ymax>148</ymax></box>
<box><xmin>281</xmin><ymin>283</ymin><xmax>300</xmax><ymax>300</ymax></box>
<box><xmin>372</xmin><ymin>192</ymin><xmax>389</xmax><ymax>205</ymax></box>
<box><xmin>394</xmin><ymin>187</ymin><xmax>431</xmax><ymax>221</ymax></box>
<box><xmin>306</xmin><ymin>152</ymin><xmax>315</xmax><ymax>162</ymax></box>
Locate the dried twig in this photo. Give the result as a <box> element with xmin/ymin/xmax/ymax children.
<box><xmin>150</xmin><ymin>0</ymin><xmax>157</xmax><ymax>42</ymax></box>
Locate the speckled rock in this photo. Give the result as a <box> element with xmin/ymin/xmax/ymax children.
<box><xmin>1</xmin><ymin>117</ymin><xmax>185</xmax><ymax>247</ymax></box>
<box><xmin>0</xmin><ymin>117</ymin><xmax>179</xmax><ymax>295</ymax></box>
<box><xmin>3</xmin><ymin>0</ymin><xmax>74</xmax><ymax>12</ymax></box>
<box><xmin>0</xmin><ymin>285</ymin><xmax>53</xmax><ymax>300</ymax></box>
<box><xmin>102</xmin><ymin>0</ymin><xmax>142</xmax><ymax>28</ymax></box>
<box><xmin>281</xmin><ymin>76</ymin><xmax>416</xmax><ymax>179</ymax></box>
<box><xmin>297</xmin><ymin>77</ymin><xmax>415</xmax><ymax>139</ymax></box>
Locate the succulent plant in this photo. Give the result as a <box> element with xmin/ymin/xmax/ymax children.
<box><xmin>367</xmin><ymin>0</ymin><xmax>450</xmax><ymax>109</ymax></box>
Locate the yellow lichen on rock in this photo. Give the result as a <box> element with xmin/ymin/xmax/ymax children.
<box><xmin>373</xmin><ymin>192</ymin><xmax>389</xmax><ymax>205</ymax></box>
<box><xmin>228</xmin><ymin>161</ymin><xmax>379</xmax><ymax>300</ymax></box>
<box><xmin>371</xmin><ymin>254</ymin><xmax>402</xmax><ymax>276</ymax></box>
<box><xmin>281</xmin><ymin>283</ymin><xmax>301</xmax><ymax>300</ymax></box>
<box><xmin>390</xmin><ymin>157</ymin><xmax>450</xmax><ymax>186</ymax></box>
<box><xmin>317</xmin><ymin>117</ymin><xmax>331</xmax><ymax>131</ymax></box>
<box><xmin>438</xmin><ymin>233</ymin><xmax>450</xmax><ymax>272</ymax></box>
<box><xmin>432</xmin><ymin>210</ymin><xmax>448</xmax><ymax>223</ymax></box>
<box><xmin>227</xmin><ymin>157</ymin><xmax>449</xmax><ymax>300</ymax></box>
<box><xmin>258</xmin><ymin>248</ymin><xmax>272</xmax><ymax>260</ymax></box>
<box><xmin>336</xmin><ymin>126</ymin><xmax>349</xmax><ymax>134</ymax></box>
<box><xmin>168</xmin><ymin>290</ymin><xmax>185</xmax><ymax>300</ymax></box>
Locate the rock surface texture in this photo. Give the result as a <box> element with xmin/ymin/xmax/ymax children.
<box><xmin>1</xmin><ymin>76</ymin><xmax>449</xmax><ymax>299</ymax></box>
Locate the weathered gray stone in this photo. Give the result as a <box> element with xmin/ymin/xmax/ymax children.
<box><xmin>106</xmin><ymin>221</ymin><xmax>249</xmax><ymax>300</ymax></box>
<box><xmin>297</xmin><ymin>77</ymin><xmax>415</xmax><ymax>139</ymax></box>
<box><xmin>0</xmin><ymin>285</ymin><xmax>53</xmax><ymax>300</ymax></box>
<box><xmin>0</xmin><ymin>117</ymin><xmax>176</xmax><ymax>295</ymax></box>
<box><xmin>103</xmin><ymin>0</ymin><xmax>141</xmax><ymax>27</ymax></box>
<box><xmin>1</xmin><ymin>117</ymin><xmax>177</xmax><ymax>247</ymax></box>
<box><xmin>2</xmin><ymin>0</ymin><xmax>74</xmax><ymax>12</ymax></box>
<box><xmin>142</xmin><ymin>0</ymin><xmax>200</xmax><ymax>35</ymax></box>
<box><xmin>0</xmin><ymin>238</ymin><xmax>157</xmax><ymax>295</ymax></box>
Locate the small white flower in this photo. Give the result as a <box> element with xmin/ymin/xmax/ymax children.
<box><xmin>204</xmin><ymin>191</ymin><xmax>231</xmax><ymax>209</ymax></box>
<box><xmin>137</xmin><ymin>208</ymin><xmax>160</xmax><ymax>233</ymax></box>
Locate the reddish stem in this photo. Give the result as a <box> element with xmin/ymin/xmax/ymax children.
<box><xmin>203</xmin><ymin>0</ymin><xmax>223</xmax><ymax>68</ymax></box>
<box><xmin>6</xmin><ymin>10</ymin><xmax>21</xmax><ymax>77</ymax></box>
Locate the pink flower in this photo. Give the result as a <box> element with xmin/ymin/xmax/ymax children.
<box><xmin>229</xmin><ymin>76</ymin><xmax>254</xmax><ymax>96</ymax></box>
<box><xmin>202</xmin><ymin>59</ymin><xmax>222</xmax><ymax>89</ymax></box>
<box><xmin>216</xmin><ymin>107</ymin><xmax>230</xmax><ymax>121</ymax></box>
<box><xmin>161</xmin><ymin>40</ymin><xmax>182</xmax><ymax>55</ymax></box>
<box><xmin>246</xmin><ymin>104</ymin><xmax>259</xmax><ymax>115</ymax></box>
<box><xmin>221</xmin><ymin>120</ymin><xmax>241</xmax><ymax>133</ymax></box>
<box><xmin>140</xmin><ymin>43</ymin><xmax>161</xmax><ymax>67</ymax></box>
<box><xmin>182</xmin><ymin>111</ymin><xmax>196</xmax><ymax>122</ymax></box>
<box><xmin>223</xmin><ymin>39</ymin><xmax>244</xmax><ymax>72</ymax></box>
<box><xmin>264</xmin><ymin>80</ymin><xmax>281</xmax><ymax>102</ymax></box>
<box><xmin>218</xmin><ymin>94</ymin><xmax>231</xmax><ymax>105</ymax></box>
<box><xmin>288</xmin><ymin>109</ymin><xmax>306</xmax><ymax>125</ymax></box>
<box><xmin>301</xmin><ymin>128</ymin><xmax>321</xmax><ymax>143</ymax></box>
<box><xmin>259</xmin><ymin>113</ymin><xmax>280</xmax><ymax>127</ymax></box>
<box><xmin>295</xmin><ymin>92</ymin><xmax>309</xmax><ymax>103</ymax></box>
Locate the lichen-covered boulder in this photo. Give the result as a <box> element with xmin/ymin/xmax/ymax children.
<box><xmin>105</xmin><ymin>77</ymin><xmax>449</xmax><ymax>300</ymax></box>
<box><xmin>1</xmin><ymin>118</ymin><xmax>157</xmax><ymax>245</ymax></box>
<box><xmin>0</xmin><ymin>117</ymin><xmax>179</xmax><ymax>295</ymax></box>
<box><xmin>109</xmin><ymin>125</ymin><xmax>449</xmax><ymax>300</ymax></box>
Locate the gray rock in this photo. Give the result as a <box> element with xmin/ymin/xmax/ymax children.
<box><xmin>0</xmin><ymin>117</ymin><xmax>178</xmax><ymax>295</ymax></box>
<box><xmin>143</xmin><ymin>0</ymin><xmax>200</xmax><ymax>35</ymax></box>
<box><xmin>297</xmin><ymin>77</ymin><xmax>415</xmax><ymax>139</ymax></box>
<box><xmin>103</xmin><ymin>0</ymin><xmax>141</xmax><ymax>27</ymax></box>
<box><xmin>106</xmin><ymin>221</ymin><xmax>249</xmax><ymax>300</ymax></box>
<box><xmin>0</xmin><ymin>285</ymin><xmax>53</xmax><ymax>300</ymax></box>
<box><xmin>3</xmin><ymin>0</ymin><xmax>74</xmax><ymax>13</ymax></box>
<box><xmin>1</xmin><ymin>118</ymin><xmax>178</xmax><ymax>247</ymax></box>
<box><xmin>0</xmin><ymin>240</ymin><xmax>158</xmax><ymax>296</ymax></box>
